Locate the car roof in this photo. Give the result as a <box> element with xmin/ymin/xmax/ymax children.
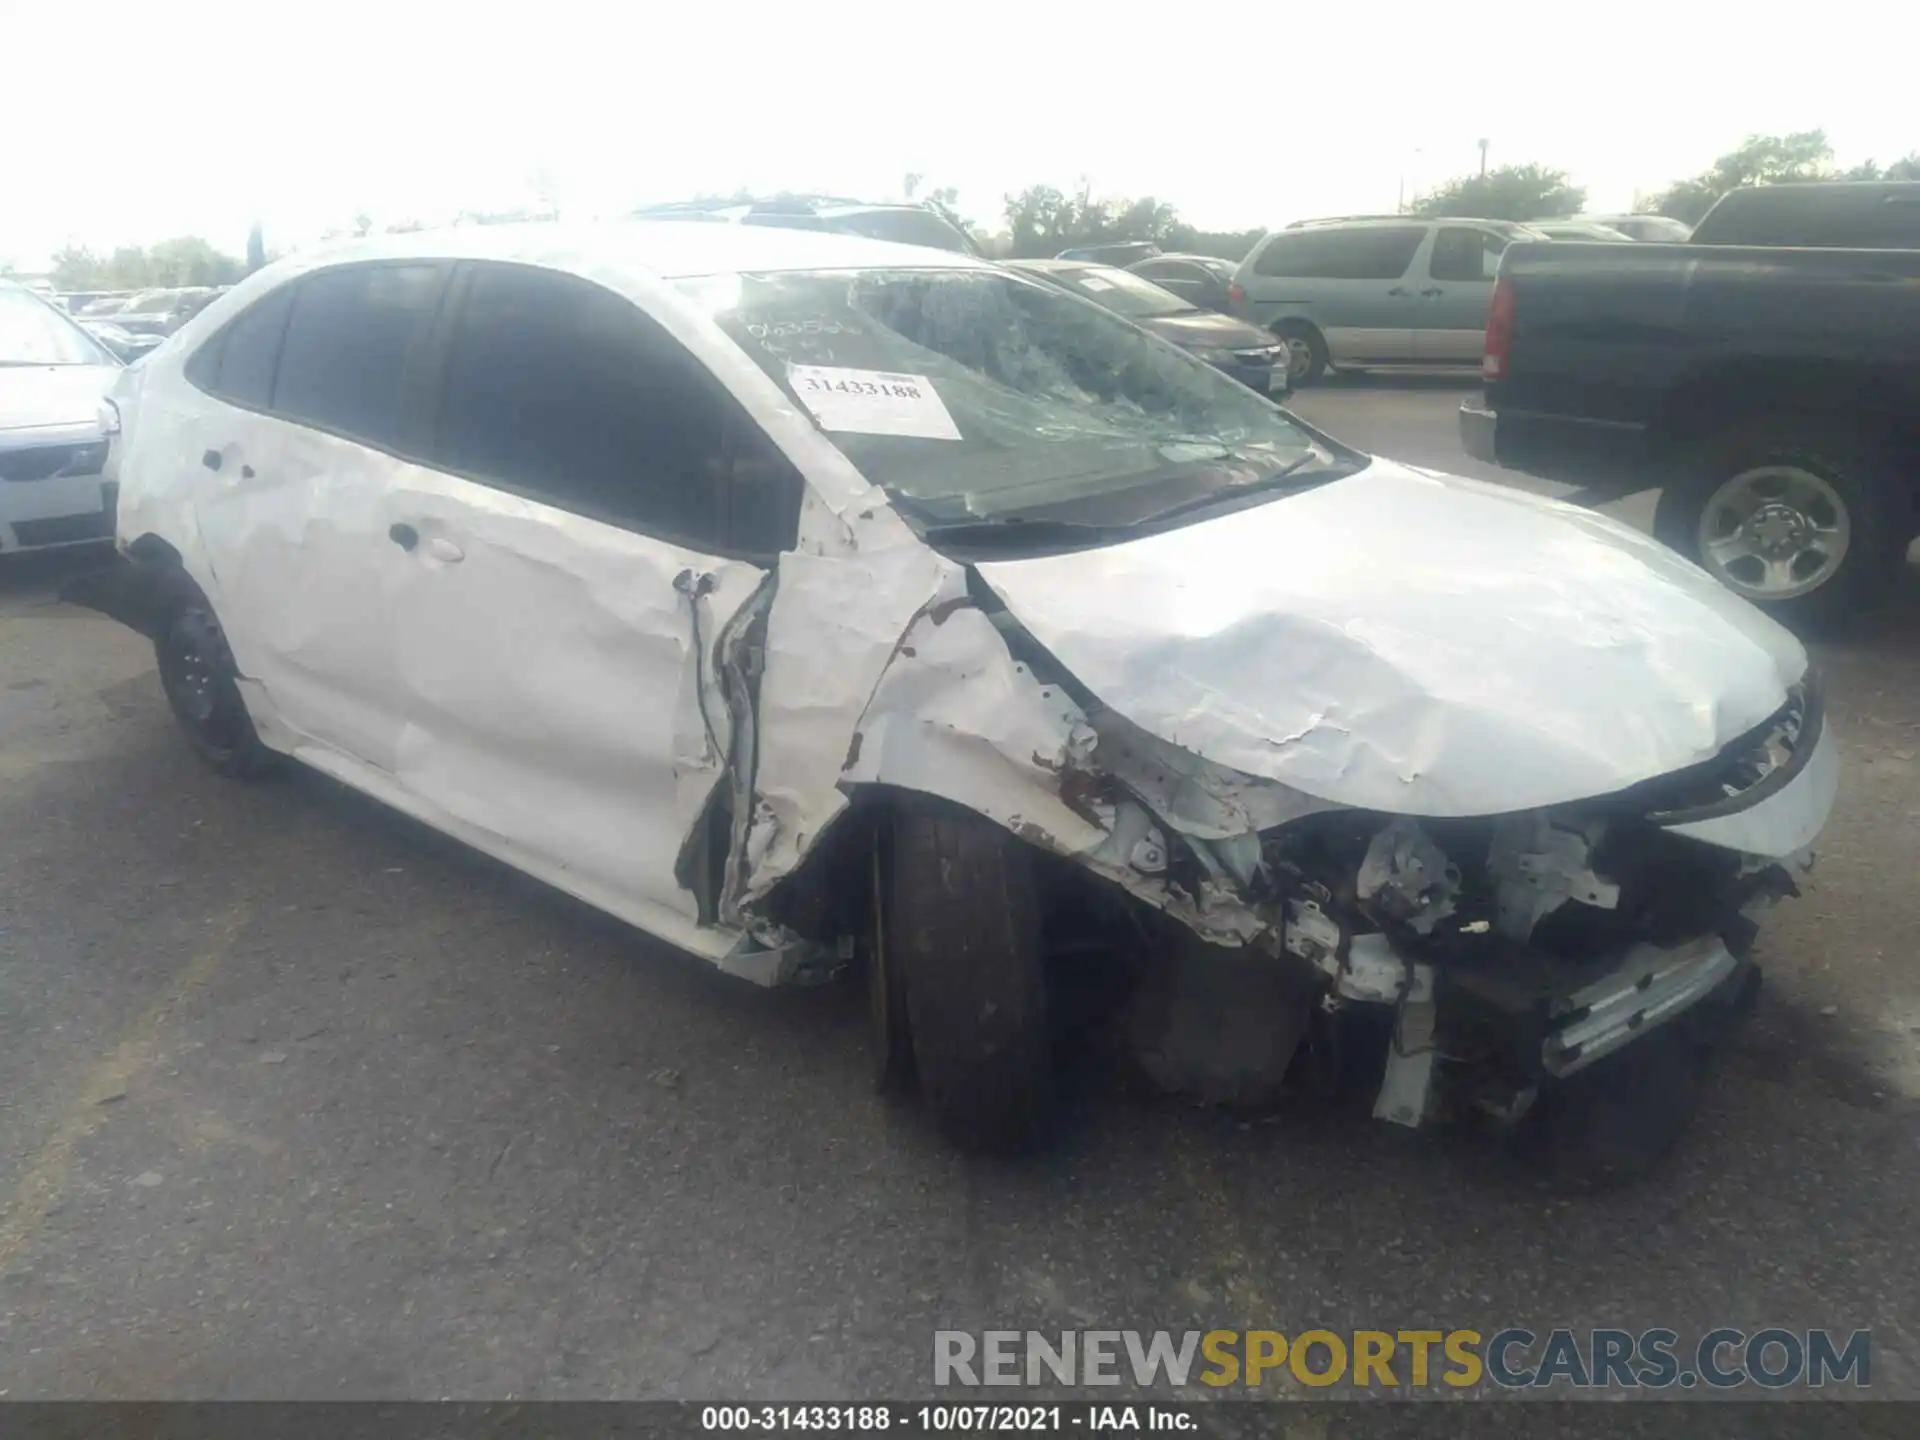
<box><xmin>283</xmin><ymin>219</ymin><xmax>991</xmax><ymax>281</ymax></box>
<box><xmin>1006</xmin><ymin>257</ymin><xmax>1095</xmax><ymax>272</ymax></box>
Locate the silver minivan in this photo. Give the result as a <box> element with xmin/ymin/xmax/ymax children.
<box><xmin>1230</xmin><ymin>218</ymin><xmax>1545</xmax><ymax>384</ymax></box>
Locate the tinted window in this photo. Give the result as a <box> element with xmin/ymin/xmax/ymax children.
<box><xmin>1342</xmin><ymin>227</ymin><xmax>1425</xmax><ymax>279</ymax></box>
<box><xmin>272</xmin><ymin>264</ymin><xmax>447</xmax><ymax>450</ymax></box>
<box><xmin>430</xmin><ymin>263</ymin><xmax>799</xmax><ymax>554</ymax></box>
<box><xmin>1429</xmin><ymin>227</ymin><xmax>1506</xmax><ymax>282</ymax></box>
<box><xmin>1694</xmin><ymin>188</ymin><xmax>1920</xmax><ymax>249</ymax></box>
<box><xmin>187</xmin><ymin>284</ymin><xmax>295</xmax><ymax>408</ymax></box>
<box><xmin>1254</xmin><ymin>227</ymin><xmax>1423</xmax><ymax>279</ymax></box>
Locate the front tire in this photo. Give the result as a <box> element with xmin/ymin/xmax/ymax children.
<box><xmin>1516</xmin><ymin>1024</ymin><xmax>1712</xmax><ymax>1192</ymax></box>
<box><xmin>886</xmin><ymin>797</ymin><xmax>1053</xmax><ymax>1153</ymax></box>
<box><xmin>1653</xmin><ymin>419</ymin><xmax>1910</xmax><ymax>630</ymax></box>
<box><xmin>155</xmin><ymin>591</ymin><xmax>279</xmax><ymax>779</ymax></box>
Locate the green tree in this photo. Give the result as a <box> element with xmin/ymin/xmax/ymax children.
<box><xmin>1162</xmin><ymin>225</ymin><xmax>1269</xmax><ymax>261</ymax></box>
<box><xmin>49</xmin><ymin>238</ymin><xmax>245</xmax><ymax>290</ymax></box>
<box><xmin>1842</xmin><ymin>151</ymin><xmax>1920</xmax><ymax>181</ymax></box>
<box><xmin>1647</xmin><ymin>131</ymin><xmax>1836</xmax><ymax>223</ymax></box>
<box><xmin>49</xmin><ymin>245</ymin><xmax>103</xmax><ymax>289</ymax></box>
<box><xmin>1409</xmin><ymin>163</ymin><xmax>1585</xmax><ymax>221</ymax></box>
<box><xmin>1001</xmin><ymin>183</ymin><xmax>1183</xmax><ymax>258</ymax></box>
<box><xmin>144</xmin><ymin>236</ymin><xmax>247</xmax><ymax>286</ymax></box>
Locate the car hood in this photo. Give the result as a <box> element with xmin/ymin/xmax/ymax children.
<box><xmin>974</xmin><ymin>457</ymin><xmax>1808</xmax><ymax>817</ymax></box>
<box><xmin>0</xmin><ymin>364</ymin><xmax>120</xmax><ymax>433</ymax></box>
<box><xmin>1137</xmin><ymin>309</ymin><xmax>1276</xmax><ymax>351</ymax></box>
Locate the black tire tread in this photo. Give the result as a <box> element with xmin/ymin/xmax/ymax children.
<box><xmin>155</xmin><ymin>592</ymin><xmax>281</xmax><ymax>781</ymax></box>
<box><xmin>887</xmin><ymin>797</ymin><xmax>1053</xmax><ymax>1153</ymax></box>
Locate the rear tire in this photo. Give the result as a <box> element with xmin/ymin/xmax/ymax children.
<box><xmin>1273</xmin><ymin>321</ymin><xmax>1329</xmax><ymax>387</ymax></box>
<box><xmin>154</xmin><ymin>589</ymin><xmax>279</xmax><ymax>780</ymax></box>
<box><xmin>886</xmin><ymin>796</ymin><xmax>1054</xmax><ymax>1153</ymax></box>
<box><xmin>1653</xmin><ymin>419</ymin><xmax>1910</xmax><ymax>631</ymax></box>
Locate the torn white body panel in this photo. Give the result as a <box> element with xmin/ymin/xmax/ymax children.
<box><xmin>1660</xmin><ymin>723</ymin><xmax>1840</xmax><ymax>859</ymax></box>
<box><xmin>976</xmin><ymin>457</ymin><xmax>1809</xmax><ymax>818</ymax></box>
<box><xmin>734</xmin><ymin>541</ymin><xmax>950</xmax><ymax>904</ymax></box>
<box><xmin>841</xmin><ymin>603</ymin><xmax>1106</xmax><ymax>855</ymax></box>
<box><xmin>839</xmin><ymin>602</ymin><xmax>1271</xmax><ymax>946</ymax></box>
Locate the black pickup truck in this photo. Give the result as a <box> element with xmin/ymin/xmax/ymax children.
<box><xmin>1461</xmin><ymin>182</ymin><xmax>1920</xmax><ymax>627</ymax></box>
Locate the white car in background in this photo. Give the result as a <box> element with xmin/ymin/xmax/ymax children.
<box><xmin>79</xmin><ymin>223</ymin><xmax>1836</xmax><ymax>1185</ymax></box>
<box><xmin>0</xmin><ymin>282</ymin><xmax>123</xmax><ymax>553</ymax></box>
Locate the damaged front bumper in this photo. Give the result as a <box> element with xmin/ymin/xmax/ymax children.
<box><xmin>1082</xmin><ymin>677</ymin><xmax>1832</xmax><ymax>1130</ymax></box>
<box><xmin>1541</xmin><ymin>933</ymin><xmax>1746</xmax><ymax>1080</ymax></box>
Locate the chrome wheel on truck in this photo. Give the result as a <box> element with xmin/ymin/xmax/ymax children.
<box><xmin>1694</xmin><ymin>464</ymin><xmax>1852</xmax><ymax>602</ymax></box>
<box><xmin>1654</xmin><ymin>419</ymin><xmax>1910</xmax><ymax>631</ymax></box>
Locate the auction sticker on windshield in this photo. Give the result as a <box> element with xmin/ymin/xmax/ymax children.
<box><xmin>786</xmin><ymin>364</ymin><xmax>962</xmax><ymax>441</ymax></box>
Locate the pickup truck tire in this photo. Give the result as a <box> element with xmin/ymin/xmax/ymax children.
<box><xmin>154</xmin><ymin>589</ymin><xmax>280</xmax><ymax>780</ymax></box>
<box><xmin>1273</xmin><ymin>321</ymin><xmax>1329</xmax><ymax>387</ymax></box>
<box><xmin>1654</xmin><ymin>420</ymin><xmax>1908</xmax><ymax>628</ymax></box>
<box><xmin>886</xmin><ymin>796</ymin><xmax>1054</xmax><ymax>1153</ymax></box>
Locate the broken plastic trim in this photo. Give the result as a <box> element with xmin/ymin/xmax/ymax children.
<box><xmin>1637</xmin><ymin>676</ymin><xmax>1822</xmax><ymax>825</ymax></box>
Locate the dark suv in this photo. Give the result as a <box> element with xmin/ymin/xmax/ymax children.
<box><xmin>631</xmin><ymin>195</ymin><xmax>978</xmax><ymax>255</ymax></box>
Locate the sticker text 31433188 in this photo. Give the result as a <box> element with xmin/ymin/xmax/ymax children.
<box><xmin>786</xmin><ymin>364</ymin><xmax>962</xmax><ymax>441</ymax></box>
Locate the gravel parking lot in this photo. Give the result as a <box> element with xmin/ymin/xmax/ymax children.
<box><xmin>3</xmin><ymin>376</ymin><xmax>1918</xmax><ymax>1400</ymax></box>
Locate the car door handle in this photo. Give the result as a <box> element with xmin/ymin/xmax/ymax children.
<box><xmin>201</xmin><ymin>449</ymin><xmax>222</xmax><ymax>471</ymax></box>
<box><xmin>388</xmin><ymin>523</ymin><xmax>419</xmax><ymax>552</ymax></box>
<box><xmin>424</xmin><ymin>537</ymin><xmax>464</xmax><ymax>563</ymax></box>
<box><xmin>1387</xmin><ymin>286</ymin><xmax>1411</xmax><ymax>297</ymax></box>
<box><xmin>1420</xmin><ymin>287</ymin><xmax>1445</xmax><ymax>297</ymax></box>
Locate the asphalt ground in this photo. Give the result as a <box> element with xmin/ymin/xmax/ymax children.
<box><xmin>2</xmin><ymin>373</ymin><xmax>1917</xmax><ymax>1402</ymax></box>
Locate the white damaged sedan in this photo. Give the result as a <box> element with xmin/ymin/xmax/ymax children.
<box><xmin>79</xmin><ymin>222</ymin><xmax>1837</xmax><ymax>1184</ymax></box>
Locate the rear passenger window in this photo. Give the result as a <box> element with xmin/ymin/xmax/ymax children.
<box><xmin>1430</xmin><ymin>227</ymin><xmax>1506</xmax><ymax>282</ymax></box>
<box><xmin>1340</xmin><ymin>227</ymin><xmax>1426</xmax><ymax>279</ymax></box>
<box><xmin>428</xmin><ymin>263</ymin><xmax>800</xmax><ymax>554</ymax></box>
<box><xmin>1255</xmin><ymin>227</ymin><xmax>1424</xmax><ymax>280</ymax></box>
<box><xmin>1254</xmin><ymin>232</ymin><xmax>1339</xmax><ymax>278</ymax></box>
<box><xmin>271</xmin><ymin>264</ymin><xmax>447</xmax><ymax>451</ymax></box>
<box><xmin>185</xmin><ymin>284</ymin><xmax>294</xmax><ymax>410</ymax></box>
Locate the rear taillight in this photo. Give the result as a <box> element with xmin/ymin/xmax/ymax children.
<box><xmin>1227</xmin><ymin>280</ymin><xmax>1245</xmax><ymax>308</ymax></box>
<box><xmin>1483</xmin><ymin>278</ymin><xmax>1514</xmax><ymax>381</ymax></box>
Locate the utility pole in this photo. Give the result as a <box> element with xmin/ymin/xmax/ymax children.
<box><xmin>1478</xmin><ymin>138</ymin><xmax>1490</xmax><ymax>177</ymax></box>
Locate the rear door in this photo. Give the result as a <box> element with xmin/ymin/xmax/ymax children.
<box><xmin>184</xmin><ymin>261</ymin><xmax>451</xmax><ymax>773</ymax></box>
<box><xmin>1415</xmin><ymin>226</ymin><xmax>1507</xmax><ymax>361</ymax></box>
<box><xmin>387</xmin><ymin>260</ymin><xmax>802</xmax><ymax>947</ymax></box>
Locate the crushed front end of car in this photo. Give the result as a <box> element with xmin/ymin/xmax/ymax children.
<box><xmin>1039</xmin><ymin>675</ymin><xmax>1832</xmax><ymax>1184</ymax></box>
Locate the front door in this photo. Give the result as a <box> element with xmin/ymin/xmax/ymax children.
<box><xmin>381</xmin><ymin>260</ymin><xmax>802</xmax><ymax>947</ymax></box>
<box><xmin>1414</xmin><ymin>226</ymin><xmax>1505</xmax><ymax>362</ymax></box>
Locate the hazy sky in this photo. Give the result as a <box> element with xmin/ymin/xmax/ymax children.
<box><xmin>6</xmin><ymin>0</ymin><xmax>1912</xmax><ymax>270</ymax></box>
